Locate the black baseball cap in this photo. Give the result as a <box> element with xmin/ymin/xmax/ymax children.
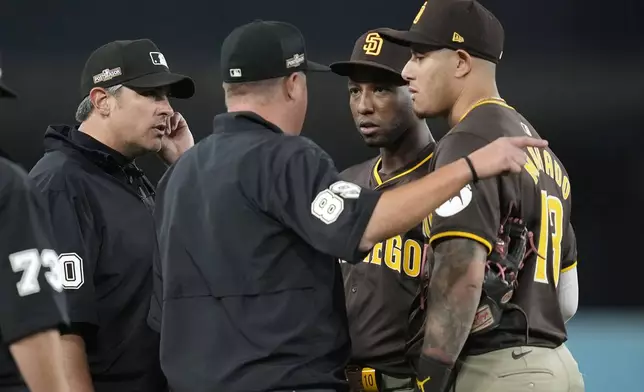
<box><xmin>376</xmin><ymin>0</ymin><xmax>504</xmax><ymax>64</ymax></box>
<box><xmin>220</xmin><ymin>20</ymin><xmax>329</xmax><ymax>83</ymax></box>
<box><xmin>0</xmin><ymin>52</ymin><xmax>16</xmax><ymax>98</ymax></box>
<box><xmin>329</xmin><ymin>30</ymin><xmax>411</xmax><ymax>84</ymax></box>
<box><xmin>80</xmin><ymin>39</ymin><xmax>195</xmax><ymax>99</ymax></box>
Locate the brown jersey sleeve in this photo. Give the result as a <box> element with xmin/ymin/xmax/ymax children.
<box><xmin>428</xmin><ymin>132</ymin><xmax>503</xmax><ymax>254</ymax></box>
<box><xmin>561</xmin><ymin>223</ymin><xmax>578</xmax><ymax>272</ymax></box>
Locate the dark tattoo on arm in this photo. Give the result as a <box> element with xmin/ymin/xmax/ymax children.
<box><xmin>421</xmin><ymin>238</ymin><xmax>487</xmax><ymax>364</ymax></box>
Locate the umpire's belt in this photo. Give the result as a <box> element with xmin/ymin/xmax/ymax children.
<box><xmin>345</xmin><ymin>366</ymin><xmax>413</xmax><ymax>392</ymax></box>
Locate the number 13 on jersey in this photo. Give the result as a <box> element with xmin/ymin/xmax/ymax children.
<box><xmin>533</xmin><ymin>190</ymin><xmax>564</xmax><ymax>287</ymax></box>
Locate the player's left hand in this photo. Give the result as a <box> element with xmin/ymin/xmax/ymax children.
<box><xmin>159</xmin><ymin>112</ymin><xmax>194</xmax><ymax>165</ymax></box>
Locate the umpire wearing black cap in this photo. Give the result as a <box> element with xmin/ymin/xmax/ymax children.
<box><xmin>29</xmin><ymin>38</ymin><xmax>195</xmax><ymax>392</ymax></box>
<box><xmin>330</xmin><ymin>31</ymin><xmax>435</xmax><ymax>392</ymax></box>
<box><xmin>377</xmin><ymin>1</ymin><xmax>584</xmax><ymax>392</ymax></box>
<box><xmin>0</xmin><ymin>52</ymin><xmax>70</xmax><ymax>392</ymax></box>
<box><xmin>152</xmin><ymin>17</ymin><xmax>546</xmax><ymax>392</ymax></box>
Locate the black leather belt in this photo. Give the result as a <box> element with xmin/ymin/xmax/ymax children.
<box><xmin>345</xmin><ymin>366</ymin><xmax>413</xmax><ymax>392</ymax></box>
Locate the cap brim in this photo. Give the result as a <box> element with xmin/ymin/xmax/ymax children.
<box><xmin>0</xmin><ymin>80</ymin><xmax>17</xmax><ymax>99</ymax></box>
<box><xmin>306</xmin><ymin>60</ymin><xmax>330</xmax><ymax>72</ymax></box>
<box><xmin>124</xmin><ymin>72</ymin><xmax>195</xmax><ymax>99</ymax></box>
<box><xmin>375</xmin><ymin>28</ymin><xmax>441</xmax><ymax>49</ymax></box>
<box><xmin>329</xmin><ymin>61</ymin><xmax>405</xmax><ymax>84</ymax></box>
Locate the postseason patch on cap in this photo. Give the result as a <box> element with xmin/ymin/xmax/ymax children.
<box><xmin>286</xmin><ymin>53</ymin><xmax>305</xmax><ymax>69</ymax></box>
<box><xmin>93</xmin><ymin>67</ymin><xmax>122</xmax><ymax>84</ymax></box>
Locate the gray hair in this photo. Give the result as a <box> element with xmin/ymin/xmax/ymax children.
<box><xmin>75</xmin><ymin>84</ymin><xmax>123</xmax><ymax>123</ymax></box>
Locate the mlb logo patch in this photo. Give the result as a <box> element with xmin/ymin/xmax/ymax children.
<box><xmin>149</xmin><ymin>52</ymin><xmax>168</xmax><ymax>68</ymax></box>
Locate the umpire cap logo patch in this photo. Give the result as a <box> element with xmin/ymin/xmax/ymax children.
<box><xmin>93</xmin><ymin>67</ymin><xmax>122</xmax><ymax>84</ymax></box>
<box><xmin>286</xmin><ymin>53</ymin><xmax>305</xmax><ymax>69</ymax></box>
<box><xmin>435</xmin><ymin>184</ymin><xmax>472</xmax><ymax>217</ymax></box>
<box><xmin>149</xmin><ymin>52</ymin><xmax>169</xmax><ymax>68</ymax></box>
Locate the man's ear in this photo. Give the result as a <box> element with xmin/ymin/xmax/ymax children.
<box><xmin>283</xmin><ymin>73</ymin><xmax>299</xmax><ymax>101</ymax></box>
<box><xmin>89</xmin><ymin>87</ymin><xmax>111</xmax><ymax>116</ymax></box>
<box><xmin>454</xmin><ymin>49</ymin><xmax>473</xmax><ymax>78</ymax></box>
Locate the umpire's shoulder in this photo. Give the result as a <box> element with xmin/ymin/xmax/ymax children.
<box><xmin>265</xmin><ymin>135</ymin><xmax>333</xmax><ymax>169</ymax></box>
<box><xmin>280</xmin><ymin>135</ymin><xmax>329</xmax><ymax>157</ymax></box>
<box><xmin>28</xmin><ymin>152</ymin><xmax>88</xmax><ymax>195</ymax></box>
<box><xmin>0</xmin><ymin>157</ymin><xmax>32</xmax><ymax>195</ymax></box>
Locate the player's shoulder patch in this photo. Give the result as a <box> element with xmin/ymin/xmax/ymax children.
<box><xmin>434</xmin><ymin>184</ymin><xmax>473</xmax><ymax>217</ymax></box>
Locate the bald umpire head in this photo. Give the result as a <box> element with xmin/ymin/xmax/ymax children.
<box><xmin>220</xmin><ymin>20</ymin><xmax>329</xmax><ymax>135</ymax></box>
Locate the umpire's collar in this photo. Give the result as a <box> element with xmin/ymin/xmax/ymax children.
<box><xmin>213</xmin><ymin>111</ymin><xmax>284</xmax><ymax>134</ymax></box>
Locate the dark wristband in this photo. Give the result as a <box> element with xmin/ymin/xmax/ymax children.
<box><xmin>463</xmin><ymin>156</ymin><xmax>479</xmax><ymax>184</ymax></box>
<box><xmin>415</xmin><ymin>354</ymin><xmax>452</xmax><ymax>392</ymax></box>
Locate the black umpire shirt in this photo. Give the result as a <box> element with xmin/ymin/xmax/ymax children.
<box><xmin>29</xmin><ymin>126</ymin><xmax>166</xmax><ymax>392</ymax></box>
<box><xmin>152</xmin><ymin>112</ymin><xmax>382</xmax><ymax>392</ymax></box>
<box><xmin>0</xmin><ymin>156</ymin><xmax>68</xmax><ymax>390</ymax></box>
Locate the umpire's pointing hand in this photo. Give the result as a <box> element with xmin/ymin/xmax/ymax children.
<box><xmin>468</xmin><ymin>136</ymin><xmax>548</xmax><ymax>179</ymax></box>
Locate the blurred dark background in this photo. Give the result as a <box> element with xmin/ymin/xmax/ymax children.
<box><xmin>0</xmin><ymin>1</ymin><xmax>641</xmax><ymax>306</ymax></box>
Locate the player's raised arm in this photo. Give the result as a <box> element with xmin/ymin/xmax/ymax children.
<box><xmin>359</xmin><ymin>136</ymin><xmax>546</xmax><ymax>251</ymax></box>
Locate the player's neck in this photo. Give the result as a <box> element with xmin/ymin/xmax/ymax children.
<box><xmin>379</xmin><ymin>120</ymin><xmax>433</xmax><ymax>175</ymax></box>
<box><xmin>448</xmin><ymin>83</ymin><xmax>501</xmax><ymax>128</ymax></box>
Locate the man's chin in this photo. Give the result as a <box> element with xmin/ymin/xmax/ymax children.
<box><xmin>362</xmin><ymin>135</ymin><xmax>390</xmax><ymax>148</ymax></box>
<box><xmin>147</xmin><ymin>139</ymin><xmax>163</xmax><ymax>154</ymax></box>
<box><xmin>412</xmin><ymin>102</ymin><xmax>437</xmax><ymax>120</ymax></box>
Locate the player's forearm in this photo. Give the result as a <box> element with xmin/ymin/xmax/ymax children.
<box><xmin>60</xmin><ymin>334</ymin><xmax>95</xmax><ymax>392</ymax></box>
<box><xmin>421</xmin><ymin>239</ymin><xmax>487</xmax><ymax>365</ymax></box>
<box><xmin>360</xmin><ymin>158</ymin><xmax>472</xmax><ymax>251</ymax></box>
<box><xmin>9</xmin><ymin>329</ymin><xmax>69</xmax><ymax>392</ymax></box>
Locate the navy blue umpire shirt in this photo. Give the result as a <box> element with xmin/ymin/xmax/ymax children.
<box><xmin>151</xmin><ymin>112</ymin><xmax>383</xmax><ymax>392</ymax></box>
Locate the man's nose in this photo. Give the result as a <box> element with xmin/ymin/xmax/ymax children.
<box><xmin>158</xmin><ymin>97</ymin><xmax>174</xmax><ymax>117</ymax></box>
<box><xmin>357</xmin><ymin>94</ymin><xmax>374</xmax><ymax>114</ymax></box>
<box><xmin>401</xmin><ymin>61</ymin><xmax>415</xmax><ymax>82</ymax></box>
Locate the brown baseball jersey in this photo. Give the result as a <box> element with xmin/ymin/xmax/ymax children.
<box><xmin>340</xmin><ymin>143</ymin><xmax>435</xmax><ymax>376</ymax></box>
<box><xmin>427</xmin><ymin>99</ymin><xmax>577</xmax><ymax>355</ymax></box>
